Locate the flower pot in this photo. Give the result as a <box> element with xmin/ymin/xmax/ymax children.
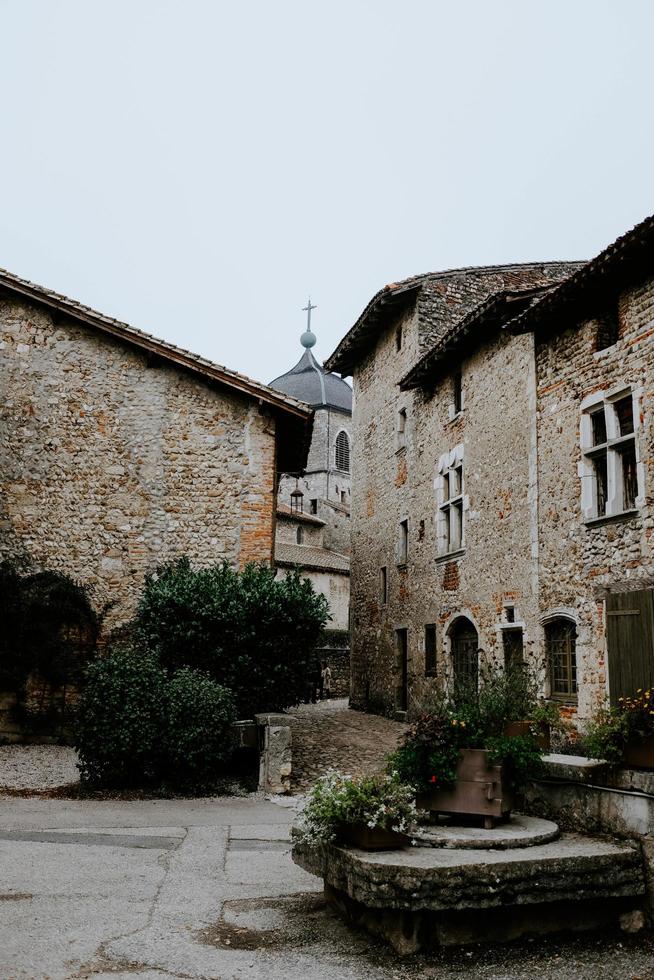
<box><xmin>505</xmin><ymin>719</ymin><xmax>551</xmax><ymax>752</ymax></box>
<box><xmin>623</xmin><ymin>733</ymin><xmax>654</xmax><ymax>769</ymax></box>
<box><xmin>416</xmin><ymin>748</ymin><xmax>513</xmax><ymax>829</ymax></box>
<box><xmin>337</xmin><ymin>822</ymin><xmax>410</xmax><ymax>850</ymax></box>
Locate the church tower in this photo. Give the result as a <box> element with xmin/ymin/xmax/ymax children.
<box><xmin>269</xmin><ymin>301</ymin><xmax>353</xmax><ymax>555</ymax></box>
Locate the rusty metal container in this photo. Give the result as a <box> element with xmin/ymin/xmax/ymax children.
<box><xmin>417</xmin><ymin>748</ymin><xmax>513</xmax><ymax>828</ymax></box>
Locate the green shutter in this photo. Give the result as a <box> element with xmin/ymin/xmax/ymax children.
<box><xmin>606</xmin><ymin>589</ymin><xmax>654</xmax><ymax>706</ymax></box>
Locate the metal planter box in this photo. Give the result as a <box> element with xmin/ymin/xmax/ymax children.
<box><xmin>417</xmin><ymin>748</ymin><xmax>513</xmax><ymax>829</ymax></box>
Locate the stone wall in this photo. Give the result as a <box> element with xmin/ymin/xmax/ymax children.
<box><xmin>0</xmin><ymin>296</ymin><xmax>277</xmax><ymax>629</ymax></box>
<box><xmin>349</xmin><ymin>265</ymin><xmax>581</xmax><ymax>717</ymax></box>
<box><xmin>536</xmin><ymin>275</ymin><xmax>654</xmax><ymax>718</ymax></box>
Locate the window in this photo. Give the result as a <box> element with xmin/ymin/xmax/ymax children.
<box><xmin>503</xmin><ymin>629</ymin><xmax>524</xmax><ymax>670</ymax></box>
<box><xmin>449</xmin><ymin>618</ymin><xmax>478</xmax><ymax>696</ymax></box>
<box><xmin>581</xmin><ymin>391</ymin><xmax>640</xmax><ymax>521</ymax></box>
<box><xmin>309</xmin><ymin>498</ymin><xmax>318</xmax><ymax>515</ymax></box>
<box><xmin>546</xmin><ymin>618</ymin><xmax>577</xmax><ymax>701</ymax></box>
<box><xmin>453</xmin><ymin>368</ymin><xmax>463</xmax><ymax>415</ymax></box>
<box><xmin>595</xmin><ymin>308</ymin><xmax>619</xmax><ymax>351</ymax></box>
<box><xmin>425</xmin><ymin>624</ymin><xmax>437</xmax><ymax>676</ymax></box>
<box><xmin>296</xmin><ymin>526</ymin><xmax>304</xmax><ymax>545</ymax></box>
<box><xmin>504</xmin><ymin>604</ymin><xmax>515</xmax><ymax>624</ymax></box>
<box><xmin>395</xmin><ymin>325</ymin><xmax>403</xmax><ymax>351</ymax></box>
<box><xmin>397</xmin><ymin>519</ymin><xmax>408</xmax><ymax>565</ymax></box>
<box><xmin>437</xmin><ymin>445</ymin><xmax>464</xmax><ymax>555</ymax></box>
<box><xmin>397</xmin><ymin>408</ymin><xmax>407</xmax><ymax>450</ymax></box>
<box><xmin>380</xmin><ymin>566</ymin><xmax>387</xmax><ymax>605</ymax></box>
<box><xmin>335</xmin><ymin>431</ymin><xmax>350</xmax><ymax>472</ymax></box>
<box><xmin>340</xmin><ymin>490</ymin><xmax>347</xmax><ymax>504</ymax></box>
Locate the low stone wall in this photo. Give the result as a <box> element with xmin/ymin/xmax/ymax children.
<box><xmin>524</xmin><ymin>754</ymin><xmax>654</xmax><ymax>918</ymax></box>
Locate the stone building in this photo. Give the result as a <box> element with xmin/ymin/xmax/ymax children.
<box><xmin>0</xmin><ymin>267</ymin><xmax>313</xmax><ymax>628</ymax></box>
<box><xmin>269</xmin><ymin>313</ymin><xmax>352</xmax><ymax>692</ymax></box>
<box><xmin>325</xmin><ymin>260</ymin><xmax>584</xmax><ymax>718</ymax></box>
<box><xmin>328</xmin><ymin>215</ymin><xmax>654</xmax><ymax>724</ymax></box>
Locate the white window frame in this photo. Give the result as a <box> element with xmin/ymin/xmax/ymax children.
<box><xmin>579</xmin><ymin>387</ymin><xmax>644</xmax><ymax>523</ymax></box>
<box><xmin>436</xmin><ymin>444</ymin><xmax>465</xmax><ymax>556</ymax></box>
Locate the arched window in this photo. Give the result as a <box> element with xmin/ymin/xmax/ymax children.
<box><xmin>545</xmin><ymin>618</ymin><xmax>577</xmax><ymax>701</ymax></box>
<box><xmin>335</xmin><ymin>431</ymin><xmax>350</xmax><ymax>472</ymax></box>
<box><xmin>449</xmin><ymin>617</ymin><xmax>479</xmax><ymax>697</ymax></box>
<box><xmin>296</xmin><ymin>526</ymin><xmax>304</xmax><ymax>545</ymax></box>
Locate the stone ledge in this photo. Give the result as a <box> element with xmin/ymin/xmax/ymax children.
<box><xmin>293</xmin><ymin>833</ymin><xmax>645</xmax><ymax>912</ymax></box>
<box><xmin>540</xmin><ymin>753</ymin><xmax>609</xmax><ymax>783</ymax></box>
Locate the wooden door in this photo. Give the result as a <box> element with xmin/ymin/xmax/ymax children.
<box><xmin>606</xmin><ymin>589</ymin><xmax>654</xmax><ymax>706</ymax></box>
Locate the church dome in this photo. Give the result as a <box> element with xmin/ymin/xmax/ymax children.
<box><xmin>269</xmin><ymin>324</ymin><xmax>352</xmax><ymax>413</ymax></box>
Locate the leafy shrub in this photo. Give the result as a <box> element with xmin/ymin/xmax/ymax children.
<box><xmin>75</xmin><ymin>649</ymin><xmax>238</xmax><ymax>791</ymax></box>
<box><xmin>74</xmin><ymin>648</ymin><xmax>167</xmax><ymax>788</ymax></box>
<box><xmin>163</xmin><ymin>668</ymin><xmax>236</xmax><ymax>791</ymax></box>
<box><xmin>298</xmin><ymin>770</ymin><xmax>418</xmax><ymax>845</ymax></box>
<box><xmin>584</xmin><ymin>689</ymin><xmax>654</xmax><ymax>765</ymax></box>
<box><xmin>486</xmin><ymin>734</ymin><xmax>544</xmax><ymax>789</ymax></box>
<box><xmin>133</xmin><ymin>558</ymin><xmax>329</xmax><ymax>717</ymax></box>
<box><xmin>390</xmin><ymin>707</ymin><xmax>471</xmax><ymax>791</ymax></box>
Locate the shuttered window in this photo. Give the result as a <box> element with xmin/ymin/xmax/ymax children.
<box><xmin>335</xmin><ymin>431</ymin><xmax>350</xmax><ymax>472</ymax></box>
<box><xmin>606</xmin><ymin>589</ymin><xmax>654</xmax><ymax>707</ymax></box>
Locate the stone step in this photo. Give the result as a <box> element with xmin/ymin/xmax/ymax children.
<box><xmin>292</xmin><ymin>831</ymin><xmax>646</xmax><ymax>953</ymax></box>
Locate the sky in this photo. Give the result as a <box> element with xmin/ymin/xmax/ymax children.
<box><xmin>1</xmin><ymin>1</ymin><xmax>653</xmax><ymax>384</ymax></box>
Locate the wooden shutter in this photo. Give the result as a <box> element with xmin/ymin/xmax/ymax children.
<box><xmin>606</xmin><ymin>589</ymin><xmax>654</xmax><ymax>706</ymax></box>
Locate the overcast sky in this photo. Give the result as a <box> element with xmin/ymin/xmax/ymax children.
<box><xmin>1</xmin><ymin>1</ymin><xmax>653</xmax><ymax>384</ymax></box>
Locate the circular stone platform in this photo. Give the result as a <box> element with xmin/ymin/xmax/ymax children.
<box><xmin>412</xmin><ymin>813</ymin><xmax>559</xmax><ymax>849</ymax></box>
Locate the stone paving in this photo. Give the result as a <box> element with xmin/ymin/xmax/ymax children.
<box><xmin>287</xmin><ymin>699</ymin><xmax>407</xmax><ymax>792</ymax></box>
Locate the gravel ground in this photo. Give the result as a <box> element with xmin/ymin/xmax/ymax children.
<box><xmin>288</xmin><ymin>698</ymin><xmax>407</xmax><ymax>792</ymax></box>
<box><xmin>0</xmin><ymin>743</ymin><xmax>79</xmax><ymax>792</ymax></box>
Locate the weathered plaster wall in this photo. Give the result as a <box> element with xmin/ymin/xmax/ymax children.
<box><xmin>0</xmin><ymin>297</ymin><xmax>277</xmax><ymax>627</ymax></box>
<box><xmin>275</xmin><ymin>566</ymin><xmax>350</xmax><ymax>631</ymax></box>
<box><xmin>536</xmin><ymin>276</ymin><xmax>654</xmax><ymax>719</ymax></box>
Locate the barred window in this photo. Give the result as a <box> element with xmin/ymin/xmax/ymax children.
<box><xmin>545</xmin><ymin>618</ymin><xmax>577</xmax><ymax>701</ymax></box>
<box><xmin>449</xmin><ymin>618</ymin><xmax>478</xmax><ymax>697</ymax></box>
<box><xmin>335</xmin><ymin>431</ymin><xmax>350</xmax><ymax>472</ymax></box>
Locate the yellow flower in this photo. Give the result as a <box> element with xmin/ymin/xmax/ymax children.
<box><xmin>460</xmin><ymin>721</ymin><xmax>466</xmax><ymax>728</ymax></box>
<box><xmin>451</xmin><ymin>719</ymin><xmax>457</xmax><ymax>726</ymax></box>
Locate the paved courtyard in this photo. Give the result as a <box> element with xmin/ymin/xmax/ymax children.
<box><xmin>3</xmin><ymin>794</ymin><xmax>654</xmax><ymax>980</ymax></box>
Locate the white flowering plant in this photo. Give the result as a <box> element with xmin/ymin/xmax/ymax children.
<box><xmin>297</xmin><ymin>769</ymin><xmax>419</xmax><ymax>845</ymax></box>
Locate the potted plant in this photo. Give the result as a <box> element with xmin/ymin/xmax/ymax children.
<box><xmin>586</xmin><ymin>690</ymin><xmax>654</xmax><ymax>768</ymax></box>
<box><xmin>390</xmin><ymin>679</ymin><xmax>545</xmax><ymax>827</ymax></box>
<box><xmin>297</xmin><ymin>770</ymin><xmax>418</xmax><ymax>850</ymax></box>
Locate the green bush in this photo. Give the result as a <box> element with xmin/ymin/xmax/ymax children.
<box><xmin>163</xmin><ymin>668</ymin><xmax>236</xmax><ymax>790</ymax></box>
<box><xmin>74</xmin><ymin>649</ymin><xmax>238</xmax><ymax>791</ymax></box>
<box><xmin>133</xmin><ymin>558</ymin><xmax>329</xmax><ymax>717</ymax></box>
<box><xmin>74</xmin><ymin>648</ymin><xmax>167</xmax><ymax>788</ymax></box>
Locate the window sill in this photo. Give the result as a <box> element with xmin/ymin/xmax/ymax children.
<box><xmin>447</xmin><ymin>411</ymin><xmax>464</xmax><ymax>424</ymax></box>
<box><xmin>435</xmin><ymin>547</ymin><xmax>465</xmax><ymax>564</ymax></box>
<box><xmin>396</xmin><ymin>561</ymin><xmax>408</xmax><ymax>570</ymax></box>
<box><xmin>584</xmin><ymin>509</ymin><xmax>639</xmax><ymax>529</ymax></box>
<box><xmin>395</xmin><ymin>445</ymin><xmax>407</xmax><ymax>456</ymax></box>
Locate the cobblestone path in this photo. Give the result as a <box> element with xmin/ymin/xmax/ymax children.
<box><xmin>287</xmin><ymin>698</ymin><xmax>407</xmax><ymax>793</ymax></box>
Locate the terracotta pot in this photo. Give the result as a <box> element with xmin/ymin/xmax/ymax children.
<box><xmin>416</xmin><ymin>748</ymin><xmax>513</xmax><ymax>828</ymax></box>
<box><xmin>505</xmin><ymin>719</ymin><xmax>551</xmax><ymax>752</ymax></box>
<box><xmin>337</xmin><ymin>822</ymin><xmax>409</xmax><ymax>850</ymax></box>
<box><xmin>623</xmin><ymin>733</ymin><xmax>654</xmax><ymax>769</ymax></box>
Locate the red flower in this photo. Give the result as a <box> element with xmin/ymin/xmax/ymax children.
<box><xmin>430</xmin><ymin>775</ymin><xmax>438</xmax><ymax>784</ymax></box>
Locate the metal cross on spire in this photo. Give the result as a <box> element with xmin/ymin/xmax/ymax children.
<box><xmin>302</xmin><ymin>297</ymin><xmax>317</xmax><ymax>332</ymax></box>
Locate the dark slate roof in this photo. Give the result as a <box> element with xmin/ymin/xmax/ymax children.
<box><xmin>275</xmin><ymin>542</ymin><xmax>350</xmax><ymax>574</ymax></box>
<box><xmin>509</xmin><ymin>213</ymin><xmax>654</xmax><ymax>335</ymax></box>
<box><xmin>0</xmin><ymin>267</ymin><xmax>314</xmax><ymax>475</ymax></box>
<box><xmin>400</xmin><ymin>286</ymin><xmax>551</xmax><ymax>389</ymax></box>
<box><xmin>269</xmin><ymin>348</ymin><xmax>352</xmax><ymax>413</ymax></box>
<box><xmin>325</xmin><ymin>262</ymin><xmax>584</xmax><ymax>377</ymax></box>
